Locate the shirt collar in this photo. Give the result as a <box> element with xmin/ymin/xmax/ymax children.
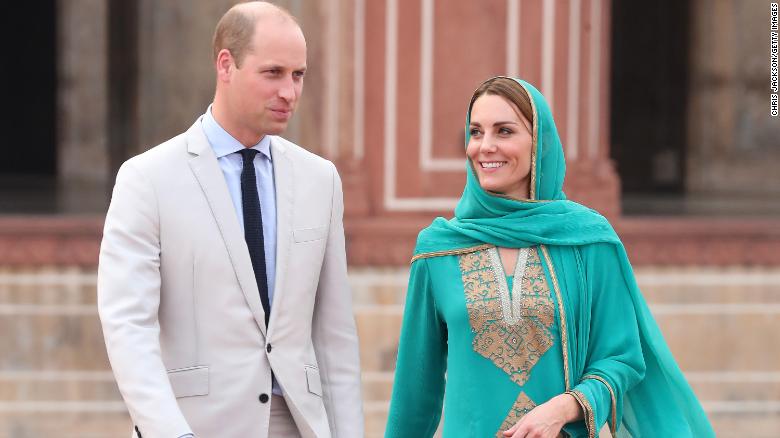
<box><xmin>201</xmin><ymin>105</ymin><xmax>272</xmax><ymax>161</ymax></box>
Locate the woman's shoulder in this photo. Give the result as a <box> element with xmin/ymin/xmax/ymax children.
<box><xmin>411</xmin><ymin>217</ymin><xmax>487</xmax><ymax>263</ymax></box>
<box><xmin>411</xmin><ymin>243</ymin><xmax>493</xmax><ymax>264</ymax></box>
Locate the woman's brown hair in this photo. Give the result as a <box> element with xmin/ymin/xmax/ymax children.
<box><xmin>467</xmin><ymin>77</ymin><xmax>534</xmax><ymax>128</ymax></box>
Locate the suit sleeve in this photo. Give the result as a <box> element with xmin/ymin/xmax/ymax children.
<box><xmin>311</xmin><ymin>162</ymin><xmax>364</xmax><ymax>437</ymax></box>
<box><xmin>97</xmin><ymin>160</ymin><xmax>193</xmax><ymax>437</ymax></box>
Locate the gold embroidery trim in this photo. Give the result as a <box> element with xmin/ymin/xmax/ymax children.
<box><xmin>540</xmin><ymin>245</ymin><xmax>570</xmax><ymax>390</ymax></box>
<box><xmin>459</xmin><ymin>248</ymin><xmax>556</xmax><ymax>387</ymax></box>
<box><xmin>459</xmin><ymin>247</ymin><xmax>557</xmax><ymax>435</ymax></box>
<box><xmin>584</xmin><ymin>374</ymin><xmax>617</xmax><ymax>435</ymax></box>
<box><xmin>566</xmin><ymin>389</ymin><xmax>596</xmax><ymax>438</ymax></box>
<box><xmin>410</xmin><ymin>243</ymin><xmax>493</xmax><ymax>264</ymax></box>
<box><xmin>496</xmin><ymin>392</ymin><xmax>537</xmax><ymax>438</ymax></box>
<box><xmin>487</xmin><ymin>247</ymin><xmax>531</xmax><ymax>325</ymax></box>
<box><xmin>516</xmin><ymin>81</ymin><xmax>539</xmax><ymax>200</ymax></box>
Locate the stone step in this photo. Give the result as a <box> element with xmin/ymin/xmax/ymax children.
<box><xmin>349</xmin><ymin>267</ymin><xmax>780</xmax><ymax>305</ymax></box>
<box><xmin>2</xmin><ymin>398</ymin><xmax>776</xmax><ymax>437</ymax></box>
<box><xmin>0</xmin><ymin>372</ymin><xmax>392</xmax><ymax>403</ymax></box>
<box><xmin>5</xmin><ymin>370</ymin><xmax>776</xmax><ymax>406</ymax></box>
<box><xmin>3</xmin><ymin>369</ymin><xmax>776</xmax><ymax>437</ymax></box>
<box><xmin>351</xmin><ymin>266</ymin><xmax>780</xmax><ymax>374</ymax></box>
<box><xmin>5</xmin><ymin>269</ymin><xmax>778</xmax><ymax>306</ymax></box>
<box><xmin>0</xmin><ymin>372</ymin><xmax>119</xmax><ymax>401</ymax></box>
<box><xmin>354</xmin><ymin>307</ymin><xmax>403</xmax><ymax>373</ymax></box>
<box><xmin>361</xmin><ymin>371</ymin><xmax>780</xmax><ymax>403</ymax></box>
<box><xmin>2</xmin><ymin>267</ymin><xmax>779</xmax><ymax>438</ymax></box>
<box><xmin>0</xmin><ymin>412</ymin><xmax>131</xmax><ymax>438</ymax></box>
<box><xmin>354</xmin><ymin>306</ymin><xmax>780</xmax><ymax>370</ymax></box>
<box><xmin>655</xmin><ymin>312</ymin><xmax>780</xmax><ymax>371</ymax></box>
<box><xmin>4</xmin><ymin>268</ymin><xmax>780</xmax><ymax>305</ymax></box>
<box><xmin>0</xmin><ymin>268</ymin><xmax>97</xmax><ymax>306</ymax></box>
<box><xmin>365</xmin><ymin>399</ymin><xmax>780</xmax><ymax>438</ymax></box>
<box><xmin>2</xmin><ymin>300</ymin><xmax>778</xmax><ymax>375</ymax></box>
<box><xmin>709</xmin><ymin>412</ymin><xmax>780</xmax><ymax>438</ymax></box>
<box><xmin>370</xmin><ymin>411</ymin><xmax>780</xmax><ymax>438</ymax></box>
<box><xmin>634</xmin><ymin>268</ymin><xmax>780</xmax><ymax>303</ymax></box>
<box><xmin>0</xmin><ymin>373</ymin><xmax>391</xmax><ymax>437</ymax></box>
<box><xmin>0</xmin><ymin>314</ymin><xmax>110</xmax><ymax>371</ymax></box>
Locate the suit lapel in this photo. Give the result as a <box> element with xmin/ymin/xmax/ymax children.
<box><xmin>268</xmin><ymin>137</ymin><xmax>294</xmax><ymax>334</ymax></box>
<box><xmin>185</xmin><ymin>120</ymin><xmax>267</xmax><ymax>338</ymax></box>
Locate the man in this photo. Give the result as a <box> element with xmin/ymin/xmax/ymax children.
<box><xmin>97</xmin><ymin>2</ymin><xmax>363</xmax><ymax>437</ymax></box>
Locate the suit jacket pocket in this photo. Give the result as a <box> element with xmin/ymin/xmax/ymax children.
<box><xmin>167</xmin><ymin>365</ymin><xmax>209</xmax><ymax>398</ymax></box>
<box><xmin>294</xmin><ymin>226</ymin><xmax>328</xmax><ymax>243</ymax></box>
<box><xmin>304</xmin><ymin>365</ymin><xmax>323</xmax><ymax>396</ymax></box>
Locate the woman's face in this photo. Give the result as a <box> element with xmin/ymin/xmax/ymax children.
<box><xmin>466</xmin><ymin>93</ymin><xmax>534</xmax><ymax>199</ymax></box>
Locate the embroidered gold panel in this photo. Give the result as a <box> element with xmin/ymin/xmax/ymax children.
<box><xmin>458</xmin><ymin>247</ymin><xmax>555</xmax><ymax>386</ymax></box>
<box><xmin>495</xmin><ymin>392</ymin><xmax>537</xmax><ymax>438</ymax></box>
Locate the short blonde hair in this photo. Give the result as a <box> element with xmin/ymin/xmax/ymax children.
<box><xmin>211</xmin><ymin>1</ymin><xmax>297</xmax><ymax>67</ymax></box>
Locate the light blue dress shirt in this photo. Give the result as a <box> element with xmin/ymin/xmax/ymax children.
<box><xmin>200</xmin><ymin>107</ymin><xmax>282</xmax><ymax>400</ymax></box>
<box><xmin>201</xmin><ymin>106</ymin><xmax>277</xmax><ymax>309</ymax></box>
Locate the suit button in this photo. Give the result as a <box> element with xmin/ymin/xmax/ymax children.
<box><xmin>259</xmin><ymin>393</ymin><xmax>269</xmax><ymax>403</ymax></box>
<box><xmin>266</xmin><ymin>344</ymin><xmax>272</xmax><ymax>353</ymax></box>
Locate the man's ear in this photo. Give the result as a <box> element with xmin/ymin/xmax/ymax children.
<box><xmin>216</xmin><ymin>49</ymin><xmax>234</xmax><ymax>82</ymax></box>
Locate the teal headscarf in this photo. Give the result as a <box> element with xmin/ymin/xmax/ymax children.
<box><xmin>415</xmin><ymin>78</ymin><xmax>619</xmax><ymax>254</ymax></box>
<box><xmin>413</xmin><ymin>77</ymin><xmax>714</xmax><ymax>437</ymax></box>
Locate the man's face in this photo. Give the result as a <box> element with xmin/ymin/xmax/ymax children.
<box><xmin>229</xmin><ymin>19</ymin><xmax>307</xmax><ymax>137</ymax></box>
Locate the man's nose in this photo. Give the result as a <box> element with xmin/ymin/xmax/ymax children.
<box><xmin>278</xmin><ymin>76</ymin><xmax>296</xmax><ymax>101</ymax></box>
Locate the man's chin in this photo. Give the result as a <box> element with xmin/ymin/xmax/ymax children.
<box><xmin>263</xmin><ymin>123</ymin><xmax>289</xmax><ymax>136</ymax></box>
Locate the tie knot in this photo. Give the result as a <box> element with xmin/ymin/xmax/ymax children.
<box><xmin>239</xmin><ymin>148</ymin><xmax>259</xmax><ymax>164</ymax></box>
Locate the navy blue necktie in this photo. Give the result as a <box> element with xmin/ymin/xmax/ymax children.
<box><xmin>239</xmin><ymin>148</ymin><xmax>271</xmax><ymax>327</ymax></box>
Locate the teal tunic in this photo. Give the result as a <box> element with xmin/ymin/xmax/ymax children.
<box><xmin>386</xmin><ymin>244</ymin><xmax>643</xmax><ymax>437</ymax></box>
<box><xmin>386</xmin><ymin>77</ymin><xmax>714</xmax><ymax>437</ymax></box>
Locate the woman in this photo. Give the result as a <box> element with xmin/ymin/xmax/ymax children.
<box><xmin>384</xmin><ymin>77</ymin><xmax>714</xmax><ymax>438</ymax></box>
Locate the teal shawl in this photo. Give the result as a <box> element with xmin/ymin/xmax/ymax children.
<box><xmin>414</xmin><ymin>77</ymin><xmax>714</xmax><ymax>437</ymax></box>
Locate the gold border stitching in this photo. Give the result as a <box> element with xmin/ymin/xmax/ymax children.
<box><xmin>410</xmin><ymin>243</ymin><xmax>494</xmax><ymax>264</ymax></box>
<box><xmin>540</xmin><ymin>245</ymin><xmax>570</xmax><ymax>390</ymax></box>
<box><xmin>516</xmin><ymin>81</ymin><xmax>539</xmax><ymax>200</ymax></box>
<box><xmin>566</xmin><ymin>389</ymin><xmax>596</xmax><ymax>438</ymax></box>
<box><xmin>584</xmin><ymin>374</ymin><xmax>617</xmax><ymax>435</ymax></box>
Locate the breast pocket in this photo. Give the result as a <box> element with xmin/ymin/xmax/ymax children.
<box><xmin>304</xmin><ymin>365</ymin><xmax>323</xmax><ymax>397</ymax></box>
<box><xmin>167</xmin><ymin>365</ymin><xmax>209</xmax><ymax>398</ymax></box>
<box><xmin>293</xmin><ymin>226</ymin><xmax>328</xmax><ymax>243</ymax></box>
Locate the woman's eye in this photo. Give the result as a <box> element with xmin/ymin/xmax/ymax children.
<box><xmin>499</xmin><ymin>127</ymin><xmax>513</xmax><ymax>135</ymax></box>
<box><xmin>469</xmin><ymin>128</ymin><xmax>481</xmax><ymax>136</ymax></box>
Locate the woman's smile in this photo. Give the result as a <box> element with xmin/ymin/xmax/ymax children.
<box><xmin>479</xmin><ymin>161</ymin><xmax>508</xmax><ymax>170</ymax></box>
<box><xmin>467</xmin><ymin>93</ymin><xmax>534</xmax><ymax>199</ymax></box>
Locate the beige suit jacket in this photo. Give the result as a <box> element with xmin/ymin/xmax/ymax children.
<box><xmin>97</xmin><ymin>119</ymin><xmax>364</xmax><ymax>437</ymax></box>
